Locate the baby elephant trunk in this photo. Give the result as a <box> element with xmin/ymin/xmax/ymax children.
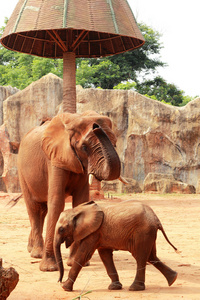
<box><xmin>54</xmin><ymin>238</ymin><xmax>64</xmax><ymax>282</ymax></box>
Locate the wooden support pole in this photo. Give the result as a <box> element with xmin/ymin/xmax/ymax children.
<box><xmin>63</xmin><ymin>51</ymin><xmax>76</xmax><ymax>113</ymax></box>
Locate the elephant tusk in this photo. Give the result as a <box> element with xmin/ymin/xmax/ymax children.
<box><xmin>118</xmin><ymin>176</ymin><xmax>129</xmax><ymax>185</ymax></box>
<box><xmin>89</xmin><ymin>174</ymin><xmax>93</xmax><ymax>185</ymax></box>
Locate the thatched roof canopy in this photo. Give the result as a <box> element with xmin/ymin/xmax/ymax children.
<box><xmin>1</xmin><ymin>0</ymin><xmax>144</xmax><ymax>58</ymax></box>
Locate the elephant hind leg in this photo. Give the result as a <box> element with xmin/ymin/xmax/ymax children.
<box><xmin>18</xmin><ymin>169</ymin><xmax>48</xmax><ymax>258</ymax></box>
<box><xmin>148</xmin><ymin>243</ymin><xmax>178</xmax><ymax>286</ymax></box>
<box><xmin>129</xmin><ymin>232</ymin><xmax>157</xmax><ymax>291</ymax></box>
<box><xmin>25</xmin><ymin>196</ymin><xmax>47</xmax><ymax>258</ymax></box>
<box><xmin>129</xmin><ymin>257</ymin><xmax>146</xmax><ymax>291</ymax></box>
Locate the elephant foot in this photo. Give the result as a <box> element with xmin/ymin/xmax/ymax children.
<box><xmin>108</xmin><ymin>281</ymin><xmax>122</xmax><ymax>290</ymax></box>
<box><xmin>129</xmin><ymin>281</ymin><xmax>145</xmax><ymax>291</ymax></box>
<box><xmin>30</xmin><ymin>246</ymin><xmax>43</xmax><ymax>258</ymax></box>
<box><xmin>39</xmin><ymin>255</ymin><xmax>58</xmax><ymax>272</ymax></box>
<box><xmin>27</xmin><ymin>236</ymin><xmax>44</xmax><ymax>258</ymax></box>
<box><xmin>27</xmin><ymin>244</ymin><xmax>33</xmax><ymax>253</ymax></box>
<box><xmin>62</xmin><ymin>279</ymin><xmax>73</xmax><ymax>291</ymax></box>
<box><xmin>167</xmin><ymin>271</ymin><xmax>178</xmax><ymax>286</ymax></box>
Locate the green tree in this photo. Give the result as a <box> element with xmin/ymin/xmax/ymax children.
<box><xmin>76</xmin><ymin>23</ymin><xmax>165</xmax><ymax>89</ymax></box>
<box><xmin>76</xmin><ymin>59</ymin><xmax>122</xmax><ymax>89</ymax></box>
<box><xmin>113</xmin><ymin>81</ymin><xmax>136</xmax><ymax>90</ymax></box>
<box><xmin>135</xmin><ymin>76</ymin><xmax>184</xmax><ymax>106</ymax></box>
<box><xmin>180</xmin><ymin>94</ymin><xmax>197</xmax><ymax>107</ymax></box>
<box><xmin>0</xmin><ymin>20</ymin><xmax>63</xmax><ymax>89</ymax></box>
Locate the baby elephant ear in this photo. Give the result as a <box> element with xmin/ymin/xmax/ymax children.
<box><xmin>73</xmin><ymin>202</ymin><xmax>104</xmax><ymax>241</ymax></box>
<box><xmin>42</xmin><ymin>115</ymin><xmax>84</xmax><ymax>173</ymax></box>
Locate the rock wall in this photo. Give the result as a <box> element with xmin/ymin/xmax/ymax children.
<box><xmin>3</xmin><ymin>73</ymin><xmax>63</xmax><ymax>143</ymax></box>
<box><xmin>0</xmin><ymin>86</ymin><xmax>19</xmax><ymax>125</ymax></box>
<box><xmin>77</xmin><ymin>87</ymin><xmax>200</xmax><ymax>190</ymax></box>
<box><xmin>1</xmin><ymin>74</ymin><xmax>63</xmax><ymax>192</ymax></box>
<box><xmin>0</xmin><ymin>86</ymin><xmax>19</xmax><ymax>191</ymax></box>
<box><xmin>1</xmin><ymin>73</ymin><xmax>200</xmax><ymax>192</ymax></box>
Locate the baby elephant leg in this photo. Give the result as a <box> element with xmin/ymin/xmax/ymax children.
<box><xmin>148</xmin><ymin>245</ymin><xmax>177</xmax><ymax>286</ymax></box>
<box><xmin>129</xmin><ymin>235</ymin><xmax>155</xmax><ymax>291</ymax></box>
<box><xmin>98</xmin><ymin>248</ymin><xmax>122</xmax><ymax>290</ymax></box>
<box><xmin>62</xmin><ymin>244</ymin><xmax>95</xmax><ymax>291</ymax></box>
<box><xmin>67</xmin><ymin>242</ymin><xmax>90</xmax><ymax>267</ymax></box>
<box><xmin>129</xmin><ymin>258</ymin><xmax>146</xmax><ymax>291</ymax></box>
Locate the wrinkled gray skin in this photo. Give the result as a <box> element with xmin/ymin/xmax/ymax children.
<box><xmin>54</xmin><ymin>200</ymin><xmax>178</xmax><ymax>292</ymax></box>
<box><xmin>17</xmin><ymin>111</ymin><xmax>121</xmax><ymax>272</ymax></box>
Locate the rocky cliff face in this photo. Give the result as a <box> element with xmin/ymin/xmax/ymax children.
<box><xmin>0</xmin><ymin>86</ymin><xmax>19</xmax><ymax>191</ymax></box>
<box><xmin>77</xmin><ymin>87</ymin><xmax>200</xmax><ymax>189</ymax></box>
<box><xmin>1</xmin><ymin>74</ymin><xmax>200</xmax><ymax>192</ymax></box>
<box><xmin>3</xmin><ymin>74</ymin><xmax>63</xmax><ymax>143</ymax></box>
<box><xmin>0</xmin><ymin>86</ymin><xmax>19</xmax><ymax>126</ymax></box>
<box><xmin>1</xmin><ymin>74</ymin><xmax>63</xmax><ymax>192</ymax></box>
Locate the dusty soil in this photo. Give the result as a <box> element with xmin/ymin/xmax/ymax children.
<box><xmin>0</xmin><ymin>192</ymin><xmax>200</xmax><ymax>300</ymax></box>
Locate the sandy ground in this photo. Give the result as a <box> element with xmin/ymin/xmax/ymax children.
<box><xmin>0</xmin><ymin>192</ymin><xmax>200</xmax><ymax>300</ymax></box>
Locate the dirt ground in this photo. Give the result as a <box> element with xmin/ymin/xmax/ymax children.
<box><xmin>0</xmin><ymin>192</ymin><xmax>200</xmax><ymax>300</ymax></box>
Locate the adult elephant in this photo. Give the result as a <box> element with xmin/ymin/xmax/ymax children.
<box><xmin>17</xmin><ymin>111</ymin><xmax>121</xmax><ymax>272</ymax></box>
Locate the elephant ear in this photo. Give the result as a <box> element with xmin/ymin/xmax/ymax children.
<box><xmin>42</xmin><ymin>115</ymin><xmax>84</xmax><ymax>173</ymax></box>
<box><xmin>73</xmin><ymin>201</ymin><xmax>104</xmax><ymax>241</ymax></box>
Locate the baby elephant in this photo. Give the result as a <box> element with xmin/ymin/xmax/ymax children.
<box><xmin>54</xmin><ymin>200</ymin><xmax>178</xmax><ymax>292</ymax></box>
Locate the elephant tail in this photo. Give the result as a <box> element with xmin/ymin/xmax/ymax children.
<box><xmin>158</xmin><ymin>224</ymin><xmax>180</xmax><ymax>254</ymax></box>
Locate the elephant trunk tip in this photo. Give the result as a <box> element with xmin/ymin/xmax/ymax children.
<box><xmin>54</xmin><ymin>239</ymin><xmax>64</xmax><ymax>284</ymax></box>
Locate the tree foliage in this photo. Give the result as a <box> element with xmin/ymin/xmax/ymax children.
<box><xmin>76</xmin><ymin>23</ymin><xmax>165</xmax><ymax>89</ymax></box>
<box><xmin>0</xmin><ymin>21</ymin><xmax>63</xmax><ymax>89</ymax></box>
<box><xmin>135</xmin><ymin>76</ymin><xmax>185</xmax><ymax>106</ymax></box>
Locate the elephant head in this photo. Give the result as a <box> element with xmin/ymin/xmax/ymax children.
<box><xmin>42</xmin><ymin>111</ymin><xmax>121</xmax><ymax>181</ymax></box>
<box><xmin>54</xmin><ymin>201</ymin><xmax>104</xmax><ymax>282</ymax></box>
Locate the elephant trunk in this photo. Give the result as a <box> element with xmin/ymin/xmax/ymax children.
<box><xmin>54</xmin><ymin>238</ymin><xmax>64</xmax><ymax>282</ymax></box>
<box><xmin>92</xmin><ymin>124</ymin><xmax>121</xmax><ymax>181</ymax></box>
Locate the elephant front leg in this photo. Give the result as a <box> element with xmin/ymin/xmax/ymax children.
<box><xmin>40</xmin><ymin>200</ymin><xmax>65</xmax><ymax>271</ymax></box>
<box><xmin>67</xmin><ymin>181</ymin><xmax>90</xmax><ymax>267</ymax></box>
<box><xmin>67</xmin><ymin>242</ymin><xmax>90</xmax><ymax>267</ymax></box>
<box><xmin>63</xmin><ymin>243</ymin><xmax>95</xmax><ymax>291</ymax></box>
<box><xmin>98</xmin><ymin>248</ymin><xmax>122</xmax><ymax>290</ymax></box>
<box><xmin>62</xmin><ymin>261</ymin><xmax>82</xmax><ymax>291</ymax></box>
<box><xmin>67</xmin><ymin>242</ymin><xmax>80</xmax><ymax>266</ymax></box>
<box><xmin>40</xmin><ymin>167</ymin><xmax>67</xmax><ymax>271</ymax></box>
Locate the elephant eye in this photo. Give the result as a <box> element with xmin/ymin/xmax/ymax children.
<box><xmin>58</xmin><ymin>226</ymin><xmax>64</xmax><ymax>234</ymax></box>
<box><xmin>82</xmin><ymin>144</ymin><xmax>88</xmax><ymax>153</ymax></box>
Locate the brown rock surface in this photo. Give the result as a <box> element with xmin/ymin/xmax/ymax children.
<box><xmin>76</xmin><ymin>88</ymin><xmax>200</xmax><ymax>190</ymax></box>
<box><xmin>144</xmin><ymin>173</ymin><xmax>196</xmax><ymax>194</ymax></box>
<box><xmin>3</xmin><ymin>73</ymin><xmax>63</xmax><ymax>143</ymax></box>
<box><xmin>1</xmin><ymin>74</ymin><xmax>200</xmax><ymax>192</ymax></box>
<box><xmin>1</xmin><ymin>74</ymin><xmax>62</xmax><ymax>192</ymax></box>
<box><xmin>0</xmin><ymin>124</ymin><xmax>20</xmax><ymax>193</ymax></box>
<box><xmin>0</xmin><ymin>258</ymin><xmax>19</xmax><ymax>300</ymax></box>
<box><xmin>102</xmin><ymin>178</ymin><xmax>142</xmax><ymax>194</ymax></box>
<box><xmin>0</xmin><ymin>86</ymin><xmax>19</xmax><ymax>126</ymax></box>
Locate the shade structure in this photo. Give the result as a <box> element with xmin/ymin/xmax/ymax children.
<box><xmin>1</xmin><ymin>0</ymin><xmax>145</xmax><ymax>112</ymax></box>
